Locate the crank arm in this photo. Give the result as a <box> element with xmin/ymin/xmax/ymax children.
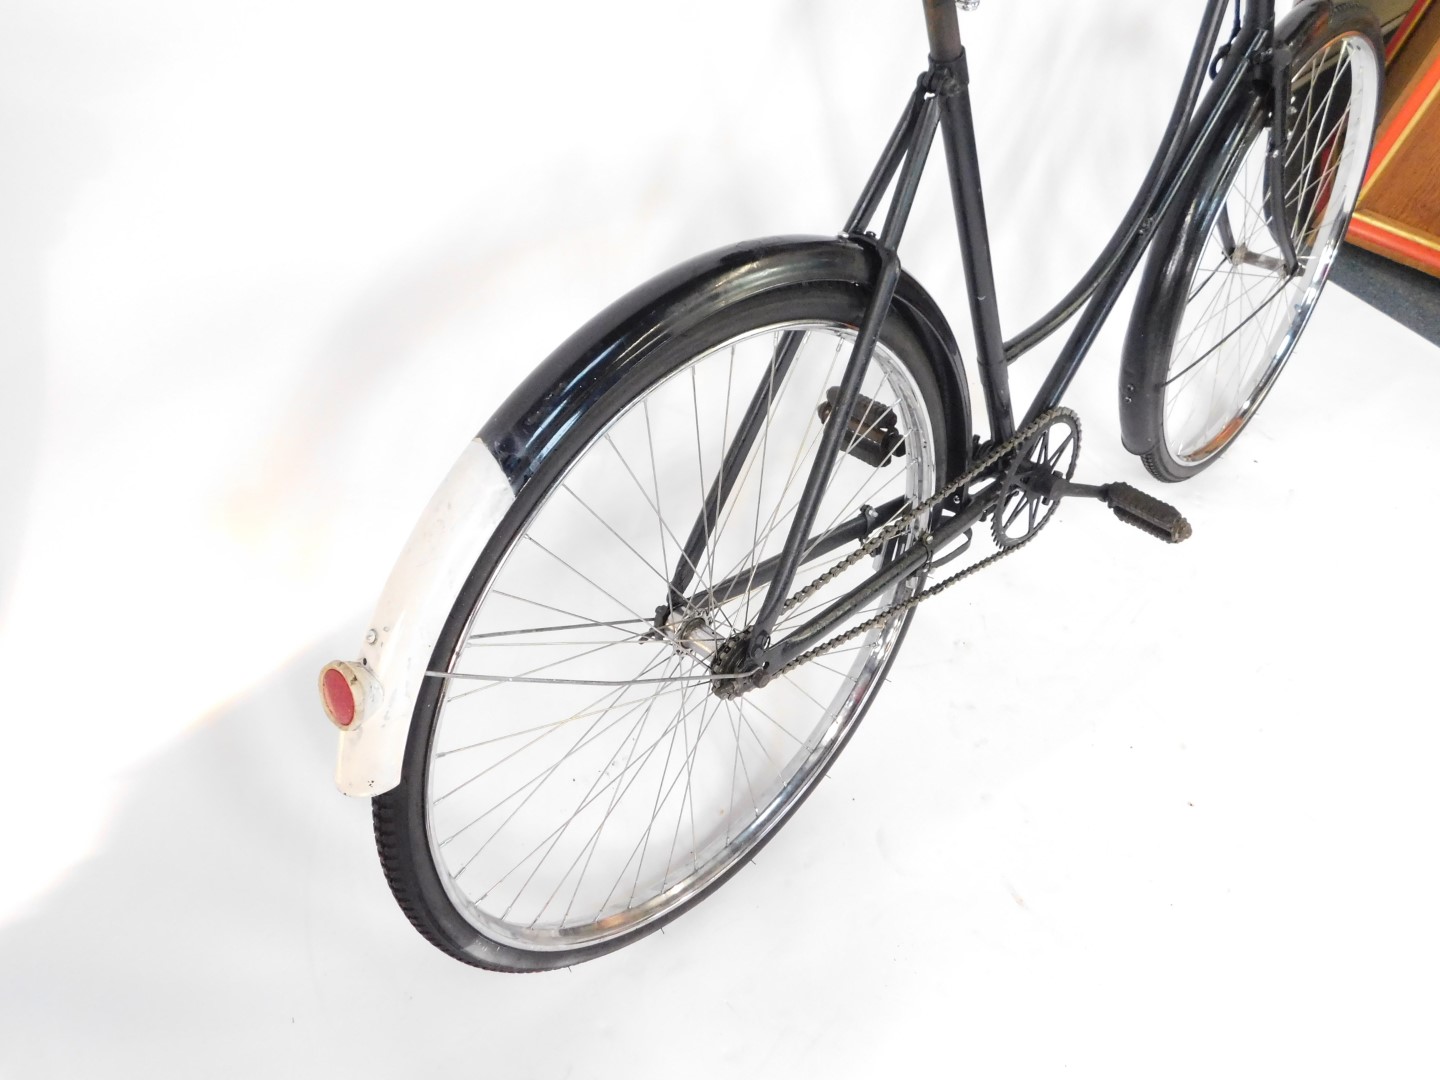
<box><xmin>1043</xmin><ymin>475</ymin><xmax>1192</xmax><ymax>543</ymax></box>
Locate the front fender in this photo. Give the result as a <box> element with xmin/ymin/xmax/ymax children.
<box><xmin>1119</xmin><ymin>0</ymin><xmax>1367</xmax><ymax>456</ymax></box>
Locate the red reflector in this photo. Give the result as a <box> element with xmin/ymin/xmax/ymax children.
<box><xmin>322</xmin><ymin>667</ymin><xmax>356</xmax><ymax>728</ymax></box>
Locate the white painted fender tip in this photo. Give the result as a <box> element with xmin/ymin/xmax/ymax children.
<box><xmin>332</xmin><ymin>439</ymin><xmax>515</xmax><ymax>796</ymax></box>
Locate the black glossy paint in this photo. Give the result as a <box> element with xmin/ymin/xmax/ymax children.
<box><xmin>751</xmin><ymin>99</ymin><xmax>939</xmax><ymax>641</ymax></box>
<box><xmin>478</xmin><ymin>235</ymin><xmax>973</xmax><ymax>494</ymax></box>
<box><xmin>667</xmin><ymin>329</ymin><xmax>803</xmax><ymax>609</ymax></box>
<box><xmin>476</xmin><ymin>0</ymin><xmax>1326</xmax><ymax>679</ymax></box>
<box><xmin>935</xmin><ymin>54</ymin><xmax>1015</xmax><ymax>441</ymax></box>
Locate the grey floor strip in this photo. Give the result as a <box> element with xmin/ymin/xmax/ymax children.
<box><xmin>1331</xmin><ymin>242</ymin><xmax>1440</xmax><ymax>348</ymax></box>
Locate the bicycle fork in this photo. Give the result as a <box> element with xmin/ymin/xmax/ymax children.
<box><xmin>1217</xmin><ymin>36</ymin><xmax>1303</xmax><ymax>275</ymax></box>
<box><xmin>1264</xmin><ymin>42</ymin><xmax>1302</xmax><ymax>273</ymax></box>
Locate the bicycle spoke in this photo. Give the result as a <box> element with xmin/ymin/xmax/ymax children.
<box><xmin>1167</xmin><ymin>277</ymin><xmax>1292</xmax><ymax>387</ymax></box>
<box><xmin>435</xmin><ymin>654</ymin><xmax>678</xmax><ymax>806</ymax></box>
<box><xmin>466</xmin><ymin>616</ymin><xmax>651</xmax><ymax>642</ymax></box>
<box><xmin>476</xmin><ymin>676</ymin><xmax>716</xmax><ymax>903</ymax></box>
<box><xmin>503</xmin><ymin>660</ymin><xmax>699</xmax><ymax>921</ymax></box>
<box><xmin>441</xmin><ymin>656</ymin><xmax>670</xmax><ymax>848</ymax></box>
<box><xmin>561</xmin><ymin>481</ymin><xmax>678</xmax><ymax>595</ymax></box>
<box><xmin>553</xmin><ymin>677</ymin><xmax>679</xmax><ymax>927</ymax></box>
<box><xmin>489</xmin><ymin>589</ymin><xmax>641</xmax><ymax>640</ymax></box>
<box><xmin>605</xmin><ymin>432</ymin><xmax>714</xmax><ymax>604</ymax></box>
<box><xmin>407</xmin><ymin>316</ymin><xmax>936</xmax><ymax>949</ymax></box>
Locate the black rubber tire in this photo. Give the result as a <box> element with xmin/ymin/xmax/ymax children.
<box><xmin>1120</xmin><ymin>1</ymin><xmax>1383</xmax><ymax>483</ymax></box>
<box><xmin>373</xmin><ymin>274</ymin><xmax>952</xmax><ymax>970</ymax></box>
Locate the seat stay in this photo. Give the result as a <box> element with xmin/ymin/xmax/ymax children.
<box><xmin>665</xmin><ymin>329</ymin><xmax>805</xmax><ymax>613</ymax></box>
<box><xmin>746</xmin><ymin>96</ymin><xmax>942</xmax><ymax>646</ymax></box>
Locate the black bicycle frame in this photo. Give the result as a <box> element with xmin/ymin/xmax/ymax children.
<box><xmin>671</xmin><ymin>0</ymin><xmax>1283</xmax><ymax>680</ymax></box>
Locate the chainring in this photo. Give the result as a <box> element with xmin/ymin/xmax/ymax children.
<box><xmin>991</xmin><ymin>411</ymin><xmax>1082</xmax><ymax>549</ymax></box>
<box><xmin>746</xmin><ymin>406</ymin><xmax>1079</xmax><ymax>687</ymax></box>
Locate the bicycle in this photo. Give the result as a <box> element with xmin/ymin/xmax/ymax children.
<box><xmin>318</xmin><ymin>0</ymin><xmax>1384</xmax><ymax>969</ymax></box>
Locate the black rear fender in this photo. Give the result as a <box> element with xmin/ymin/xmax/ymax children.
<box><xmin>479</xmin><ymin>235</ymin><xmax>972</xmax><ymax>492</ymax></box>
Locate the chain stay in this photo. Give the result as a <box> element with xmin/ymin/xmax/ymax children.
<box><xmin>767</xmin><ymin>406</ymin><xmax>1078</xmax><ymax>681</ymax></box>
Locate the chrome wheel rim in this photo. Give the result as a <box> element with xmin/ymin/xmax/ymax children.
<box><xmin>422</xmin><ymin>322</ymin><xmax>937</xmax><ymax>950</ymax></box>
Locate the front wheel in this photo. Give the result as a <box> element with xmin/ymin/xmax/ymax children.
<box><xmin>373</xmin><ymin>274</ymin><xmax>952</xmax><ymax>970</ymax></box>
<box><xmin>1121</xmin><ymin>2</ymin><xmax>1383</xmax><ymax>482</ymax></box>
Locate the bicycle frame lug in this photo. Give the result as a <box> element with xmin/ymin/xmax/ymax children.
<box><xmin>923</xmin><ymin>53</ymin><xmax>969</xmax><ymax>98</ymax></box>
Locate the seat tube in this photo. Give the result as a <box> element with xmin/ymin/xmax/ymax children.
<box><xmin>926</xmin><ymin>0</ymin><xmax>1015</xmax><ymax>441</ymax></box>
<box><xmin>933</xmin><ymin>48</ymin><xmax>1016</xmax><ymax>442</ymax></box>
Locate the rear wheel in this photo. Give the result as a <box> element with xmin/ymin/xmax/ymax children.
<box><xmin>1122</xmin><ymin>3</ymin><xmax>1383</xmax><ymax>482</ymax></box>
<box><xmin>373</xmin><ymin>279</ymin><xmax>949</xmax><ymax>969</ymax></box>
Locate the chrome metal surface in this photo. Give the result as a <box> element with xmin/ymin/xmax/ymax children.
<box><xmin>422</xmin><ymin>320</ymin><xmax>938</xmax><ymax>951</ymax></box>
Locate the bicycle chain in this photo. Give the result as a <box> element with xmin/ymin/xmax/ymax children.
<box><xmin>765</xmin><ymin>406</ymin><xmax>1079</xmax><ymax>683</ymax></box>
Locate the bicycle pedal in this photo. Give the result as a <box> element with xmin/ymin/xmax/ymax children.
<box><xmin>1103</xmin><ymin>482</ymin><xmax>1192</xmax><ymax>544</ymax></box>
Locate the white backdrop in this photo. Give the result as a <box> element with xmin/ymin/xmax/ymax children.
<box><xmin>2</xmin><ymin>0</ymin><xmax>1437</xmax><ymax>1075</ymax></box>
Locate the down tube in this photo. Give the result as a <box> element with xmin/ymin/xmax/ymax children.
<box><xmin>1021</xmin><ymin>30</ymin><xmax>1261</xmax><ymax>426</ymax></box>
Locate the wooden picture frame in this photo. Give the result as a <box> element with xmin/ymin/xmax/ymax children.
<box><xmin>1348</xmin><ymin>0</ymin><xmax>1440</xmax><ymax>276</ymax></box>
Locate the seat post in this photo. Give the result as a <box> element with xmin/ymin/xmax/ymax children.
<box><xmin>922</xmin><ymin>0</ymin><xmax>963</xmax><ymax>63</ymax></box>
